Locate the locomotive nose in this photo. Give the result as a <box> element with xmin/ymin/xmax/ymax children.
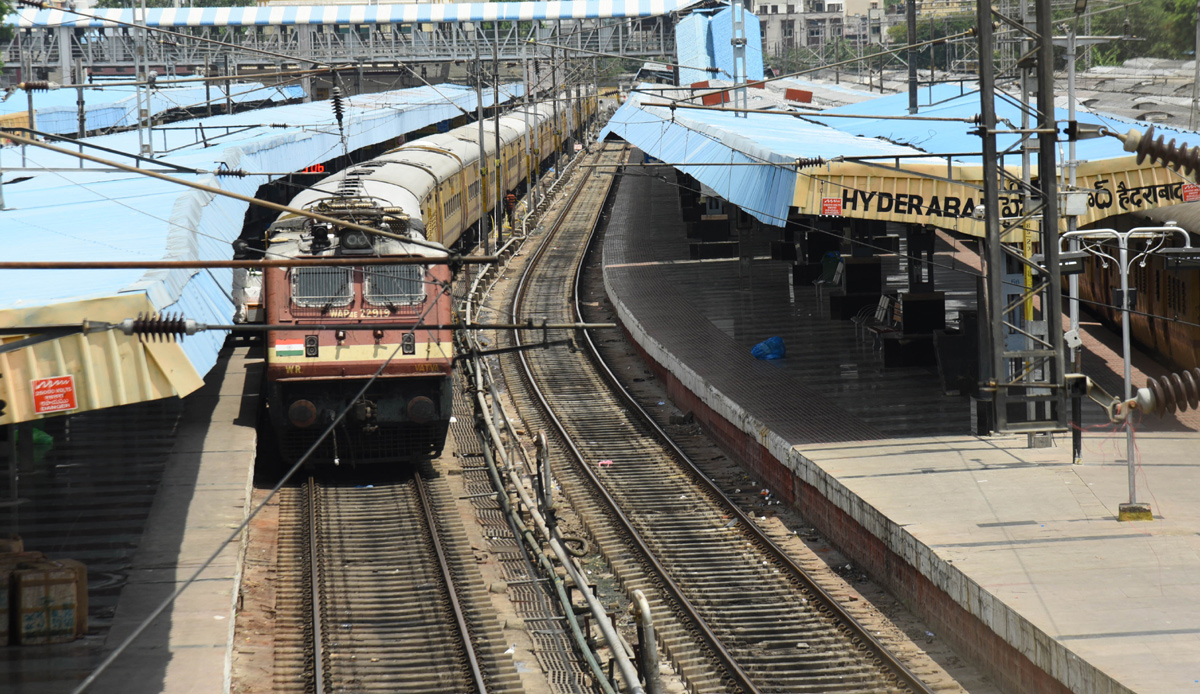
<box><xmin>288</xmin><ymin>399</ymin><xmax>318</xmax><ymax>428</ymax></box>
<box><xmin>406</xmin><ymin>396</ymin><xmax>436</xmax><ymax>424</ymax></box>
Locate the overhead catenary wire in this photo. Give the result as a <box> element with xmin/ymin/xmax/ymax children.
<box><xmin>2</xmin><ymin>130</ymin><xmax>453</xmax><ymax>255</ymax></box>
<box><xmin>67</xmin><ymin>278</ymin><xmax>454</xmax><ymax>694</ymax></box>
<box><xmin>618</xmin><ymin>167</ymin><xmax>1200</xmax><ymax>330</ymax></box>
<box><xmin>15</xmin><ymin>0</ymin><xmax>330</xmax><ymax>68</ymax></box>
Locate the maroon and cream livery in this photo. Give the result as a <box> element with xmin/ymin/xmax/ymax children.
<box><xmin>261</xmin><ymin>201</ymin><xmax>454</xmax><ymax>464</ymax></box>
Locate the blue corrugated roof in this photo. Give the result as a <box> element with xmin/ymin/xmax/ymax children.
<box><xmin>810</xmin><ymin>82</ymin><xmax>1170</xmax><ymax>165</ymax></box>
<box><xmin>675</xmin><ymin>13</ymin><xmax>713</xmax><ymax>86</ymax></box>
<box><xmin>8</xmin><ymin>0</ymin><xmax>700</xmax><ymax>27</ymax></box>
<box><xmin>599</xmin><ymin>87</ymin><xmax>922</xmax><ymax>225</ymax></box>
<box><xmin>1</xmin><ymin>82</ymin><xmax>304</xmax><ymax>135</ymax></box>
<box><xmin>0</xmin><ymin>82</ymin><xmax>521</xmax><ymax>379</ymax></box>
<box><xmin>709</xmin><ymin>8</ymin><xmax>763</xmax><ymax>82</ymax></box>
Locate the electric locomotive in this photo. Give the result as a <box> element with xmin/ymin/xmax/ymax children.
<box><xmin>259</xmin><ymin>200</ymin><xmax>454</xmax><ymax>465</ymax></box>
<box><xmin>252</xmin><ymin>90</ymin><xmax>599</xmax><ymax>465</ymax></box>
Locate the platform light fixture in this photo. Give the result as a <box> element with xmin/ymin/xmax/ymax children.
<box><xmin>1058</xmin><ymin>224</ymin><xmax>1194</xmax><ymax>521</ymax></box>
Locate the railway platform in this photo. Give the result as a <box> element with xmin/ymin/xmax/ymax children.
<box><xmin>603</xmin><ymin>166</ymin><xmax>1200</xmax><ymax>694</ymax></box>
<box><xmin>2</xmin><ymin>344</ymin><xmax>258</xmax><ymax>693</ymax></box>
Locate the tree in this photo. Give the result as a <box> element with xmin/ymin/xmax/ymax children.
<box><xmin>886</xmin><ymin>13</ymin><xmax>974</xmax><ymax>71</ymax></box>
<box><xmin>1087</xmin><ymin>0</ymin><xmax>1196</xmax><ymax>62</ymax></box>
<box><xmin>0</xmin><ymin>0</ymin><xmax>12</xmax><ymax>66</ymax></box>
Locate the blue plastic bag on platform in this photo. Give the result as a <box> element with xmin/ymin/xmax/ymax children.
<box><xmin>751</xmin><ymin>336</ymin><xmax>786</xmax><ymax>360</ymax></box>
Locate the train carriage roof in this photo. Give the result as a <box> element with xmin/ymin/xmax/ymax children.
<box><xmin>453</xmin><ymin>120</ymin><xmax>524</xmax><ymax>152</ymax></box>
<box><xmin>400</xmin><ymin>134</ymin><xmax>482</xmax><ymax>169</ymax></box>
<box><xmin>376</xmin><ymin>148</ymin><xmax>462</xmax><ymax>185</ymax></box>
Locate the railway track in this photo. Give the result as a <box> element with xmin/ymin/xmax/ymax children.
<box><xmin>495</xmin><ymin>143</ymin><xmax>936</xmax><ymax>694</ymax></box>
<box><xmin>272</xmin><ymin>471</ymin><xmax>521</xmax><ymax>693</ymax></box>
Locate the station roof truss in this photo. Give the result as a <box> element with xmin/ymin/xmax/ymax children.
<box><xmin>8</xmin><ymin>0</ymin><xmax>703</xmax><ymax>28</ymax></box>
<box><xmin>4</xmin><ymin>1</ymin><xmax>700</xmax><ymax>72</ymax></box>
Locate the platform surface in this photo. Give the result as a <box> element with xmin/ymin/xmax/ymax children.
<box><xmin>603</xmin><ymin>166</ymin><xmax>1200</xmax><ymax>694</ymax></box>
<box><xmin>2</xmin><ymin>344</ymin><xmax>258</xmax><ymax>693</ymax></box>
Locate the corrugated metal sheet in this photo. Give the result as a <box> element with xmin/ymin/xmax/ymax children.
<box><xmin>797</xmin><ymin>83</ymin><xmax>1197</xmax><ymax>235</ymax></box>
<box><xmin>602</xmin><ymin>82</ymin><xmax>1190</xmax><ymax>238</ymax></box>
<box><xmin>674</xmin><ymin>7</ymin><xmax>764</xmax><ymax>85</ymax></box>
<box><xmin>599</xmin><ymin>87</ymin><xmax>918</xmax><ymax>225</ymax></box>
<box><xmin>674</xmin><ymin>12</ymin><xmax>713</xmax><ymax>86</ymax></box>
<box><xmin>0</xmin><ymin>82</ymin><xmax>522</xmax><ymax>425</ymax></box>
<box><xmin>0</xmin><ymin>83</ymin><xmax>304</xmax><ymax>136</ymax></box>
<box><xmin>709</xmin><ymin>7</ymin><xmax>763</xmax><ymax>82</ymax></box>
<box><xmin>810</xmin><ymin>83</ymin><xmax>1150</xmax><ymax>166</ymax></box>
<box><xmin>8</xmin><ymin>0</ymin><xmax>701</xmax><ymax>28</ymax></box>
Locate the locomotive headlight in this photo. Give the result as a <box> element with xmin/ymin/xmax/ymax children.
<box><xmin>288</xmin><ymin>399</ymin><xmax>318</xmax><ymax>428</ymax></box>
<box><xmin>407</xmin><ymin>396</ymin><xmax>436</xmax><ymax>424</ymax></box>
<box><xmin>339</xmin><ymin>230</ymin><xmax>372</xmax><ymax>250</ymax></box>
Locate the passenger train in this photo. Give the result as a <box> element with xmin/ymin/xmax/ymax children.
<box><xmin>250</xmin><ymin>90</ymin><xmax>598</xmax><ymax>464</ymax></box>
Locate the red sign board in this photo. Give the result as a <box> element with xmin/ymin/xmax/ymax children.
<box><xmin>821</xmin><ymin>198</ymin><xmax>843</xmax><ymax>216</ymax></box>
<box><xmin>1183</xmin><ymin>183</ymin><xmax>1200</xmax><ymax>202</ymax></box>
<box><xmin>31</xmin><ymin>375</ymin><xmax>78</xmax><ymax>415</ymax></box>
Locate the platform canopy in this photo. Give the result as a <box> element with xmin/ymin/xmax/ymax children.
<box><xmin>0</xmin><ymin>83</ymin><xmax>521</xmax><ymax>426</ymax></box>
<box><xmin>0</xmin><ymin>82</ymin><xmax>304</xmax><ymax>135</ymax></box>
<box><xmin>7</xmin><ymin>0</ymin><xmax>702</xmax><ymax>28</ymax></box>
<box><xmin>602</xmin><ymin>81</ymin><xmax>1200</xmax><ymax>236</ymax></box>
<box><xmin>800</xmin><ymin>83</ymin><xmax>1199</xmax><ymax>236</ymax></box>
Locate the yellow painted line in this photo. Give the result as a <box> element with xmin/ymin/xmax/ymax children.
<box><xmin>605</xmin><ymin>256</ymin><xmax>771</xmax><ymax>269</ymax></box>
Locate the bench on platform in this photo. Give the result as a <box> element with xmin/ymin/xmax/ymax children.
<box><xmin>852</xmin><ymin>295</ymin><xmax>897</xmax><ymax>346</ymax></box>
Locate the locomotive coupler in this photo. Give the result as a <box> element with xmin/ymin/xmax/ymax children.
<box><xmin>350</xmin><ymin>398</ymin><xmax>379</xmax><ymax>434</ymax></box>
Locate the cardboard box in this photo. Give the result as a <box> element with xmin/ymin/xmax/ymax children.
<box><xmin>56</xmin><ymin>559</ymin><xmax>89</xmax><ymax>637</ymax></box>
<box><xmin>13</xmin><ymin>561</ymin><xmax>80</xmax><ymax>645</ymax></box>
<box><xmin>0</xmin><ymin>551</ymin><xmax>47</xmax><ymax>646</ymax></box>
<box><xmin>0</xmin><ymin>534</ymin><xmax>24</xmax><ymax>553</ymax></box>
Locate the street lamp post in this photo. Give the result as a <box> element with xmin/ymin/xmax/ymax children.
<box><xmin>1060</xmin><ymin>224</ymin><xmax>1193</xmax><ymax>521</ymax></box>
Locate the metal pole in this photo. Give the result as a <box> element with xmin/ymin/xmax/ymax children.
<box><xmin>136</xmin><ymin>0</ymin><xmax>151</xmax><ymax>157</ymax></box>
<box><xmin>494</xmin><ymin>21</ymin><xmax>504</xmax><ymax>247</ymax></box>
<box><xmin>907</xmin><ymin>0</ymin><xmax>917</xmax><ymax>114</ymax></box>
<box><xmin>476</xmin><ymin>41</ymin><xmax>490</xmax><ymax>255</ymax></box>
<box><xmin>1035</xmin><ymin>0</ymin><xmax>1067</xmax><ymax>432</ymax></box>
<box><xmin>205</xmin><ymin>58</ymin><xmax>213</xmax><ymax>117</ymax></box>
<box><xmin>225</xmin><ymin>54</ymin><xmax>233</xmax><ymax>114</ymax></box>
<box><xmin>977</xmin><ymin>0</ymin><xmax>1003</xmax><ymax>425</ymax></box>
<box><xmin>75</xmin><ymin>58</ymin><xmax>85</xmax><ymax>140</ymax></box>
<box><xmin>1192</xmin><ymin>1</ymin><xmax>1200</xmax><ymax>130</ymax></box>
<box><xmin>523</xmin><ymin>40</ymin><xmax>533</xmax><ymax>233</ymax></box>
<box><xmin>1067</xmin><ymin>27</ymin><xmax>1083</xmax><ymax>464</ymax></box>
<box><xmin>1118</xmin><ymin>238</ymin><xmax>1135</xmax><ymax>504</ymax></box>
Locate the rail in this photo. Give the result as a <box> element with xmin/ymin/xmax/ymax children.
<box><xmin>459</xmin><ymin>142</ymin><xmax>638</xmax><ymax>694</ymax></box>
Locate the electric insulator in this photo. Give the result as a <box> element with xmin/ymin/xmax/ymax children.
<box><xmin>1119</xmin><ymin>125</ymin><xmax>1200</xmax><ymax>177</ymax></box>
<box><xmin>1142</xmin><ymin>368</ymin><xmax>1200</xmax><ymax>416</ymax></box>
<box><xmin>19</xmin><ymin>81</ymin><xmax>53</xmax><ymax>92</ymax></box>
<box><xmin>118</xmin><ymin>313</ymin><xmax>200</xmax><ymax>342</ymax></box>
<box><xmin>330</xmin><ymin>86</ymin><xmax>345</xmax><ymax>132</ymax></box>
<box><xmin>794</xmin><ymin>156</ymin><xmax>825</xmax><ymax>169</ymax></box>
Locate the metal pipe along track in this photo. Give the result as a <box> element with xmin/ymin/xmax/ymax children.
<box><xmin>505</xmin><ymin>143</ymin><xmax>936</xmax><ymax>694</ymax></box>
